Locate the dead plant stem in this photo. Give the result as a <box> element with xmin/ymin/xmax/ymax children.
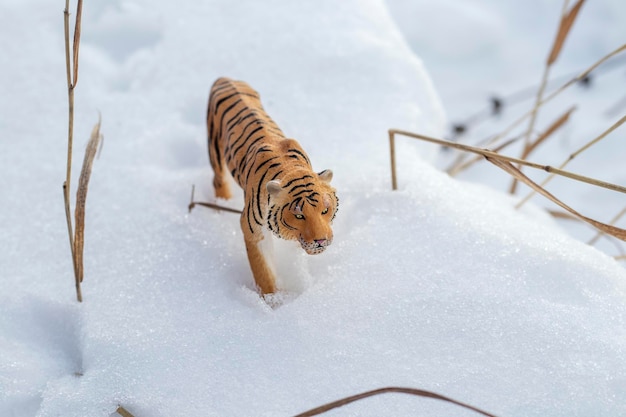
<box><xmin>63</xmin><ymin>0</ymin><xmax>84</xmax><ymax>302</ymax></box>
<box><xmin>389</xmin><ymin>129</ymin><xmax>626</xmax><ymax>195</ymax></box>
<box><xmin>116</xmin><ymin>406</ymin><xmax>136</xmax><ymax>417</ymax></box>
<box><xmin>448</xmin><ymin>43</ymin><xmax>626</xmax><ymax>177</ymax></box>
<box><xmin>292</xmin><ymin>387</ymin><xmax>498</xmax><ymax>417</ymax></box>
<box><xmin>389</xmin><ymin>130</ymin><xmax>397</xmax><ymax>190</ymax></box>
<box><xmin>516</xmin><ymin>113</ymin><xmax>626</xmax><ymax>208</ymax></box>
<box><xmin>589</xmin><ymin>206</ymin><xmax>626</xmax><ymax>245</ymax></box>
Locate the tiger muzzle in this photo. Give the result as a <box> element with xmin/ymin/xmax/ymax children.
<box><xmin>299</xmin><ymin>236</ymin><xmax>332</xmax><ymax>255</ymax></box>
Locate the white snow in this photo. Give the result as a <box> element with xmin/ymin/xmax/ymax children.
<box><xmin>1</xmin><ymin>1</ymin><xmax>626</xmax><ymax>417</ymax></box>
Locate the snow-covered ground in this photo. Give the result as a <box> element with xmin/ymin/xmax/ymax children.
<box><xmin>1</xmin><ymin>1</ymin><xmax>625</xmax><ymax>416</ymax></box>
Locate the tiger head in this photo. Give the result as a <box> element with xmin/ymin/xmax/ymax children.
<box><xmin>266</xmin><ymin>169</ymin><xmax>338</xmax><ymax>255</ymax></box>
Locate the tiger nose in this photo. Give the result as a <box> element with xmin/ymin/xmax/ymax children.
<box><xmin>314</xmin><ymin>239</ymin><xmax>327</xmax><ymax>246</ymax></box>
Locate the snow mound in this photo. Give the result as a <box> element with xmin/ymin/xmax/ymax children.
<box><xmin>1</xmin><ymin>1</ymin><xmax>625</xmax><ymax>416</ymax></box>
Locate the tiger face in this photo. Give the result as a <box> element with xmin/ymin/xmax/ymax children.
<box><xmin>266</xmin><ymin>169</ymin><xmax>338</xmax><ymax>255</ymax></box>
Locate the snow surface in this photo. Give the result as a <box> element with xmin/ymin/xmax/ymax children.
<box><xmin>1</xmin><ymin>1</ymin><xmax>626</xmax><ymax>417</ymax></box>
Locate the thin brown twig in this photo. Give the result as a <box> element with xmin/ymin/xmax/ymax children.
<box><xmin>547</xmin><ymin>0</ymin><xmax>585</xmax><ymax>66</ymax></box>
<box><xmin>72</xmin><ymin>0</ymin><xmax>83</xmax><ymax>87</ymax></box>
<box><xmin>486</xmin><ymin>156</ymin><xmax>626</xmax><ymax>241</ymax></box>
<box><xmin>115</xmin><ymin>406</ymin><xmax>136</xmax><ymax>417</ymax></box>
<box><xmin>389</xmin><ymin>130</ymin><xmax>398</xmax><ymax>190</ymax></box>
<box><xmin>516</xmin><ymin>113</ymin><xmax>626</xmax><ymax>208</ymax></box>
<box><xmin>292</xmin><ymin>387</ymin><xmax>498</xmax><ymax>417</ymax></box>
<box><xmin>525</xmin><ymin>0</ymin><xmax>584</xmax><ymax>145</ymax></box>
<box><xmin>188</xmin><ymin>185</ymin><xmax>243</xmax><ymax>214</ymax></box>
<box><xmin>63</xmin><ymin>0</ymin><xmax>80</xmax><ymax>301</ymax></box>
<box><xmin>509</xmin><ymin>106</ymin><xmax>576</xmax><ymax>194</ymax></box>
<box><xmin>588</xmin><ymin>206</ymin><xmax>626</xmax><ymax>245</ymax></box>
<box><xmin>548</xmin><ymin>210</ymin><xmax>580</xmax><ymax>221</ymax></box>
<box><xmin>448</xmin><ymin>43</ymin><xmax>626</xmax><ymax>176</ymax></box>
<box><xmin>63</xmin><ymin>0</ymin><xmax>86</xmax><ymax>301</ymax></box>
<box><xmin>448</xmin><ymin>135</ymin><xmax>521</xmax><ymax>175</ymax></box>
<box><xmin>389</xmin><ymin>129</ymin><xmax>626</xmax><ymax>195</ymax></box>
<box><xmin>74</xmin><ymin>116</ymin><xmax>102</xmax><ymax>285</ymax></box>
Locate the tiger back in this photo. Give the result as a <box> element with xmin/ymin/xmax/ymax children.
<box><xmin>206</xmin><ymin>77</ymin><xmax>338</xmax><ymax>295</ymax></box>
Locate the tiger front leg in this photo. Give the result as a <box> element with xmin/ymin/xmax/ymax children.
<box><xmin>241</xmin><ymin>216</ymin><xmax>277</xmax><ymax>295</ymax></box>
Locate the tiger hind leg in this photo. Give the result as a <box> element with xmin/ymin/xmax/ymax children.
<box><xmin>212</xmin><ymin>169</ymin><xmax>232</xmax><ymax>200</ymax></box>
<box><xmin>207</xmin><ymin>108</ymin><xmax>232</xmax><ymax>200</ymax></box>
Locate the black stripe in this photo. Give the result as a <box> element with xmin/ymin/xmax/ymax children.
<box><xmin>254</xmin><ymin>156</ymin><xmax>279</xmax><ymax>174</ymax></box>
<box><xmin>305</xmin><ymin>193</ymin><xmax>320</xmax><ymax>204</ymax></box>
<box><xmin>255</xmin><ymin>163</ymin><xmax>282</xmax><ymax>220</ymax></box>
<box><xmin>283</xmin><ymin>175</ymin><xmax>313</xmax><ymax>188</ymax></box>
<box><xmin>289</xmin><ymin>197</ymin><xmax>303</xmax><ymax>211</ymax></box>
<box><xmin>214</xmin><ymin>92</ymin><xmax>257</xmax><ymax>115</ymax></box>
<box><xmin>287</xmin><ymin>149</ymin><xmax>310</xmax><ymax>164</ymax></box>
<box><xmin>288</xmin><ymin>182</ymin><xmax>315</xmax><ymax>194</ymax></box>
<box><xmin>279</xmin><ymin>205</ymin><xmax>296</xmax><ymax>230</ymax></box>
<box><xmin>293</xmin><ymin>189</ymin><xmax>314</xmax><ymax>198</ymax></box>
<box><xmin>216</xmin><ymin>98</ymin><xmax>243</xmax><ymax>142</ymax></box>
<box><xmin>245</xmin><ymin>202</ymin><xmax>255</xmax><ymax>234</ymax></box>
<box><xmin>229</xmin><ymin>125</ymin><xmax>264</xmax><ymax>160</ymax></box>
<box><xmin>224</xmin><ymin>110</ymin><xmax>247</xmax><ymax>131</ymax></box>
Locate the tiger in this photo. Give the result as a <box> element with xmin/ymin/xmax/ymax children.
<box><xmin>206</xmin><ymin>77</ymin><xmax>339</xmax><ymax>295</ymax></box>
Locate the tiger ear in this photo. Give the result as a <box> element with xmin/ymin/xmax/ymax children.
<box><xmin>266</xmin><ymin>180</ymin><xmax>282</xmax><ymax>197</ymax></box>
<box><xmin>318</xmin><ymin>169</ymin><xmax>333</xmax><ymax>183</ymax></box>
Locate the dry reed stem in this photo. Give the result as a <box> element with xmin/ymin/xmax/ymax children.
<box><xmin>448</xmin><ymin>135</ymin><xmax>520</xmax><ymax>175</ymax></box>
<box><xmin>516</xmin><ymin>113</ymin><xmax>626</xmax><ymax>208</ymax></box>
<box><xmin>521</xmin><ymin>0</ymin><xmax>584</xmax><ymax>188</ymax></box>
<box><xmin>509</xmin><ymin>106</ymin><xmax>576</xmax><ymax>194</ymax></box>
<box><xmin>74</xmin><ymin>116</ymin><xmax>102</xmax><ymax>285</ymax></box>
<box><xmin>486</xmin><ymin>157</ymin><xmax>626</xmax><ymax>241</ymax></box>
<box><xmin>71</xmin><ymin>0</ymin><xmax>83</xmax><ymax>87</ymax></box>
<box><xmin>388</xmin><ymin>129</ymin><xmax>398</xmax><ymax>190</ymax></box>
<box><xmin>524</xmin><ymin>107</ymin><xmax>576</xmax><ymax>161</ymax></box>
<box><xmin>63</xmin><ymin>0</ymin><xmax>85</xmax><ymax>302</ymax></box>
<box><xmin>588</xmin><ymin>206</ymin><xmax>626</xmax><ymax>245</ymax></box>
<box><xmin>115</xmin><ymin>406</ymin><xmax>136</xmax><ymax>417</ymax></box>
<box><xmin>292</xmin><ymin>386</ymin><xmax>498</xmax><ymax>417</ymax></box>
<box><xmin>449</xmin><ymin>43</ymin><xmax>626</xmax><ymax>177</ymax></box>
<box><xmin>187</xmin><ymin>185</ymin><xmax>243</xmax><ymax>214</ymax></box>
<box><xmin>389</xmin><ymin>129</ymin><xmax>626</xmax><ymax>195</ymax></box>
<box><xmin>547</xmin><ymin>0</ymin><xmax>585</xmax><ymax>66</ymax></box>
<box><xmin>548</xmin><ymin>210</ymin><xmax>580</xmax><ymax>221</ymax></box>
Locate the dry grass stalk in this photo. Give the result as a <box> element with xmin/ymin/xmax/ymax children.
<box><xmin>188</xmin><ymin>184</ymin><xmax>243</xmax><ymax>214</ymax></box>
<box><xmin>522</xmin><ymin>106</ymin><xmax>576</xmax><ymax>161</ymax></box>
<box><xmin>63</xmin><ymin>0</ymin><xmax>85</xmax><ymax>302</ymax></box>
<box><xmin>486</xmin><ymin>157</ymin><xmax>626</xmax><ymax>241</ymax></box>
<box><xmin>115</xmin><ymin>406</ymin><xmax>136</xmax><ymax>417</ymax></box>
<box><xmin>448</xmin><ymin>135</ymin><xmax>520</xmax><ymax>175</ymax></box>
<box><xmin>448</xmin><ymin>43</ymin><xmax>626</xmax><ymax>177</ymax></box>
<box><xmin>547</xmin><ymin>0</ymin><xmax>586</xmax><ymax>66</ymax></box>
<box><xmin>548</xmin><ymin>210</ymin><xmax>580</xmax><ymax>221</ymax></box>
<box><xmin>509</xmin><ymin>106</ymin><xmax>576</xmax><ymax>194</ymax></box>
<box><xmin>388</xmin><ymin>129</ymin><xmax>398</xmax><ymax>190</ymax></box>
<box><xmin>74</xmin><ymin>117</ymin><xmax>103</xmax><ymax>285</ymax></box>
<box><xmin>588</xmin><ymin>206</ymin><xmax>626</xmax><ymax>245</ymax></box>
<box><xmin>516</xmin><ymin>113</ymin><xmax>626</xmax><ymax>208</ymax></box>
<box><xmin>389</xmin><ymin>129</ymin><xmax>626</xmax><ymax>195</ymax></box>
<box><xmin>520</xmin><ymin>0</ymin><xmax>584</xmax><ymax>192</ymax></box>
<box><xmin>71</xmin><ymin>0</ymin><xmax>83</xmax><ymax>85</ymax></box>
<box><xmin>292</xmin><ymin>386</ymin><xmax>498</xmax><ymax>417</ymax></box>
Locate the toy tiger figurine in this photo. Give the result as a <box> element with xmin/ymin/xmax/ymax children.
<box><xmin>207</xmin><ymin>77</ymin><xmax>338</xmax><ymax>295</ymax></box>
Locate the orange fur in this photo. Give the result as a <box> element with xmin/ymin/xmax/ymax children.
<box><xmin>207</xmin><ymin>78</ymin><xmax>338</xmax><ymax>294</ymax></box>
